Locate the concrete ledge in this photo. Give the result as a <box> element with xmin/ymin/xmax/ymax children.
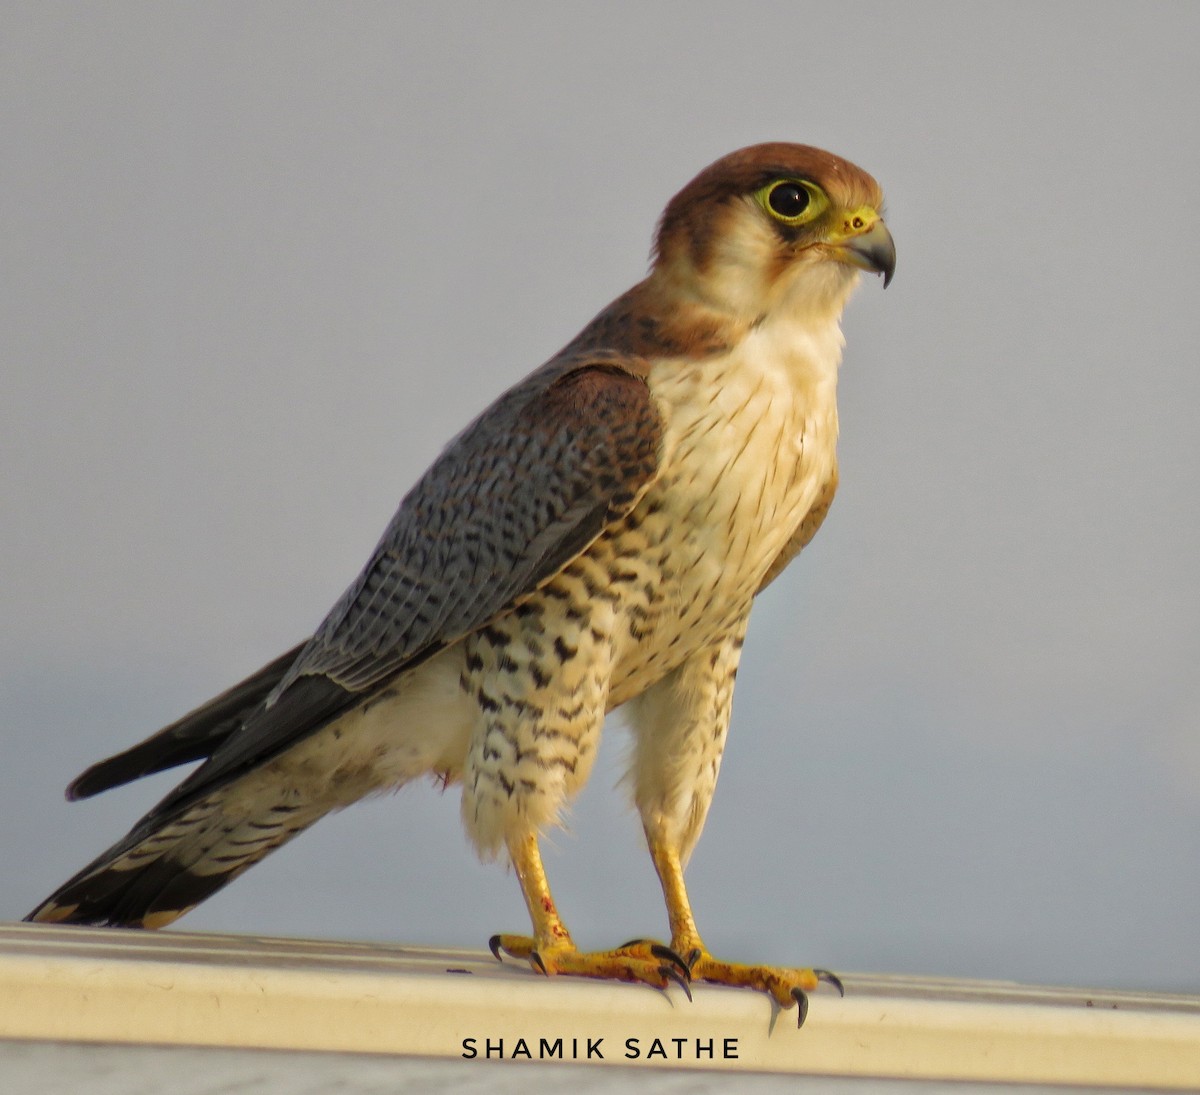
<box><xmin>1</xmin><ymin>923</ymin><xmax>1197</xmax><ymax>1088</ymax></box>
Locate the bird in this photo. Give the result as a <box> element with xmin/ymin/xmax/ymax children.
<box><xmin>27</xmin><ymin>142</ymin><xmax>894</xmax><ymax>1025</ymax></box>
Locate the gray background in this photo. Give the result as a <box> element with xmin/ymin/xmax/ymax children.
<box><xmin>3</xmin><ymin>3</ymin><xmax>1197</xmax><ymax>994</ymax></box>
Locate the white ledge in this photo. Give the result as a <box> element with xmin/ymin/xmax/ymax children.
<box><xmin>1</xmin><ymin>923</ymin><xmax>1197</xmax><ymax>1088</ymax></box>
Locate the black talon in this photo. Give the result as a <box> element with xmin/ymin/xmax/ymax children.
<box><xmin>530</xmin><ymin>951</ymin><xmax>548</xmax><ymax>976</ymax></box>
<box><xmin>649</xmin><ymin>943</ymin><xmax>692</xmax><ymax>981</ymax></box>
<box><xmin>791</xmin><ymin>986</ymin><xmax>810</xmax><ymax>1028</ymax></box>
<box><xmin>659</xmin><ymin>963</ymin><xmax>693</xmax><ymax>1002</ymax></box>
<box><xmin>488</xmin><ymin>934</ymin><xmax>505</xmax><ymax>962</ymax></box>
<box><xmin>619</xmin><ymin>937</ymin><xmax>651</xmax><ymax>950</ymax></box>
<box><xmin>815</xmin><ymin>968</ymin><xmax>844</xmax><ymax>997</ymax></box>
<box><xmin>685</xmin><ymin>947</ymin><xmax>703</xmax><ymax>971</ymax></box>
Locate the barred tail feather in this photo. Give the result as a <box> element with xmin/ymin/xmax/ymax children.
<box><xmin>26</xmin><ymin>779</ymin><xmax>331</xmax><ymax>928</ymax></box>
<box><xmin>30</xmin><ymin>646</ymin><xmax>470</xmax><ymax>927</ymax></box>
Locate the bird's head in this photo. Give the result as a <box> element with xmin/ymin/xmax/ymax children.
<box><xmin>652</xmin><ymin>143</ymin><xmax>894</xmax><ymax>325</ymax></box>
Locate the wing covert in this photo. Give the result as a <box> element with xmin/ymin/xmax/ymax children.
<box><xmin>295</xmin><ymin>358</ymin><xmax>661</xmax><ymax>690</ymax></box>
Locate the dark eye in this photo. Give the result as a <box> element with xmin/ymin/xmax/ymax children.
<box><xmin>767</xmin><ymin>182</ymin><xmax>810</xmax><ymax>219</ymax></box>
<box><xmin>756</xmin><ymin>177</ymin><xmax>827</xmax><ymax>225</ymax></box>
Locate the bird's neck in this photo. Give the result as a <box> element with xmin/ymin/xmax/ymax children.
<box><xmin>566</xmin><ymin>258</ymin><xmax>861</xmax><ymax>367</ymax></box>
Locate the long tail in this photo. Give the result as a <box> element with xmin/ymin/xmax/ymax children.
<box><xmin>27</xmin><ymin>641</ymin><xmax>337</xmax><ymax>928</ymax></box>
<box><xmin>26</xmin><ymin>772</ymin><xmax>332</xmax><ymax>928</ymax></box>
<box><xmin>28</xmin><ymin>643</ymin><xmax>450</xmax><ymax>927</ymax></box>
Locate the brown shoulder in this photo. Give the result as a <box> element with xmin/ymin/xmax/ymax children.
<box><xmin>546</xmin><ymin>360</ymin><xmax>651</xmax><ymax>412</ymax></box>
<box><xmin>534</xmin><ymin>361</ymin><xmax>663</xmax><ymax>507</ymax></box>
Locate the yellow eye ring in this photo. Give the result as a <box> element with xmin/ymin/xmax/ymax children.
<box><xmin>756</xmin><ymin>178</ymin><xmax>828</xmax><ymax>226</ymax></box>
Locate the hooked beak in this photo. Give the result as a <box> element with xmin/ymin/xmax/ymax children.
<box><xmin>831</xmin><ymin>215</ymin><xmax>896</xmax><ymax>288</ymax></box>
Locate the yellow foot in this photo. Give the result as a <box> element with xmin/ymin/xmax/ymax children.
<box><xmin>682</xmin><ymin>947</ymin><xmax>843</xmax><ymax>1027</ymax></box>
<box><xmin>489</xmin><ymin>934</ymin><xmax>692</xmax><ymax>998</ymax></box>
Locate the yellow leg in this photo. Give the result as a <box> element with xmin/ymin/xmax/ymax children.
<box><xmin>647</xmin><ymin>828</ymin><xmax>843</xmax><ymax>1027</ymax></box>
<box><xmin>490</xmin><ymin>831</ymin><xmax>691</xmax><ymax>994</ymax></box>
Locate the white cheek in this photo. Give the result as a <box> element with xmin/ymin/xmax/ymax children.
<box><xmin>700</xmin><ymin>204</ymin><xmax>785</xmax><ymax>314</ymax></box>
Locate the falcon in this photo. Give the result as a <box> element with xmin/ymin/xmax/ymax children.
<box><xmin>28</xmin><ymin>143</ymin><xmax>895</xmax><ymax>1025</ymax></box>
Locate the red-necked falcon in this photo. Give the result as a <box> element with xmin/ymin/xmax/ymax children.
<box><xmin>28</xmin><ymin>143</ymin><xmax>895</xmax><ymax>1025</ymax></box>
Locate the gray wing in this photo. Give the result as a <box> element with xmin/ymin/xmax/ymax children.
<box><xmin>147</xmin><ymin>357</ymin><xmax>662</xmax><ymax>817</ymax></box>
<box><xmin>290</xmin><ymin>358</ymin><xmax>660</xmax><ymax>691</ymax></box>
<box><xmin>66</xmin><ymin>642</ymin><xmax>306</xmax><ymax>800</ymax></box>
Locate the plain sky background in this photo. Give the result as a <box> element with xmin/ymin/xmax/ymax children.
<box><xmin>3</xmin><ymin>3</ymin><xmax>1198</xmax><ymax>996</ymax></box>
